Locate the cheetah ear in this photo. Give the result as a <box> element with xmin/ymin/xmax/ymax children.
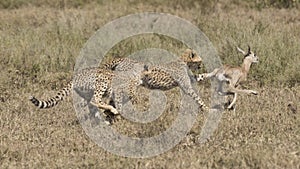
<box><xmin>237</xmin><ymin>46</ymin><xmax>246</xmax><ymax>55</ymax></box>
<box><xmin>144</xmin><ymin>64</ymin><xmax>149</xmax><ymax>71</ymax></box>
<box><xmin>191</xmin><ymin>52</ymin><xmax>195</xmax><ymax>58</ymax></box>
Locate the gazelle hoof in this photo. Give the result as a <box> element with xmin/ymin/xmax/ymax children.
<box><xmin>227</xmin><ymin>106</ymin><xmax>235</xmax><ymax>111</ymax></box>
<box><xmin>196</xmin><ymin>74</ymin><xmax>205</xmax><ymax>81</ymax></box>
<box><xmin>251</xmin><ymin>91</ymin><xmax>258</xmax><ymax>95</ymax></box>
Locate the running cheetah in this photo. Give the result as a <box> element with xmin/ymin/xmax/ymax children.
<box><xmin>103</xmin><ymin>49</ymin><xmax>208</xmax><ymax>111</ymax></box>
<box><xmin>140</xmin><ymin>48</ymin><xmax>208</xmax><ymax>111</ymax></box>
<box><xmin>29</xmin><ymin>66</ymin><xmax>142</xmax><ymax>124</ymax></box>
<box><xmin>30</xmin><ymin>68</ymin><xmax>117</xmax><ymax>112</ymax></box>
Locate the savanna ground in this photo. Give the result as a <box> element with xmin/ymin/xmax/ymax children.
<box><xmin>0</xmin><ymin>0</ymin><xmax>299</xmax><ymax>168</ymax></box>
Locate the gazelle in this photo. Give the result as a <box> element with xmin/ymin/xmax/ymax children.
<box><xmin>196</xmin><ymin>46</ymin><xmax>259</xmax><ymax>110</ymax></box>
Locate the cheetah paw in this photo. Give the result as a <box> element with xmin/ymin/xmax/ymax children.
<box><xmin>110</xmin><ymin>108</ymin><xmax>119</xmax><ymax>115</ymax></box>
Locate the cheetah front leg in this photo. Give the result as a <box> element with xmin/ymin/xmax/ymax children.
<box><xmin>111</xmin><ymin>78</ymin><xmax>142</xmax><ymax>114</ymax></box>
<box><xmin>126</xmin><ymin>78</ymin><xmax>142</xmax><ymax>104</ymax></box>
<box><xmin>177</xmin><ymin>73</ymin><xmax>209</xmax><ymax>111</ymax></box>
<box><xmin>185</xmin><ymin>87</ymin><xmax>209</xmax><ymax>112</ymax></box>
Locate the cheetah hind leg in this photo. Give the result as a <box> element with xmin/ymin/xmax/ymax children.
<box><xmin>87</xmin><ymin>103</ymin><xmax>111</xmax><ymax>126</ymax></box>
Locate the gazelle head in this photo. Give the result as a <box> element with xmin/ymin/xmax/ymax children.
<box><xmin>237</xmin><ymin>46</ymin><xmax>259</xmax><ymax>64</ymax></box>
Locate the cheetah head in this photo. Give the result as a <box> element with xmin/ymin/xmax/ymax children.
<box><xmin>181</xmin><ymin>48</ymin><xmax>202</xmax><ymax>71</ymax></box>
<box><xmin>181</xmin><ymin>48</ymin><xmax>202</xmax><ymax>63</ymax></box>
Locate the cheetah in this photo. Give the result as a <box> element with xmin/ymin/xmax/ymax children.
<box><xmin>29</xmin><ymin>67</ymin><xmax>142</xmax><ymax>124</ymax></box>
<box><xmin>30</xmin><ymin>68</ymin><xmax>117</xmax><ymax>113</ymax></box>
<box><xmin>140</xmin><ymin>48</ymin><xmax>208</xmax><ymax>111</ymax></box>
<box><xmin>106</xmin><ymin>58</ymin><xmax>146</xmax><ymax>111</ymax></box>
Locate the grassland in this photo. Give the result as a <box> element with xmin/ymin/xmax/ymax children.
<box><xmin>0</xmin><ymin>0</ymin><xmax>299</xmax><ymax>168</ymax></box>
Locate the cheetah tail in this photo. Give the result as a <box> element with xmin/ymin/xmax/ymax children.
<box><xmin>29</xmin><ymin>83</ymin><xmax>72</xmax><ymax>109</ymax></box>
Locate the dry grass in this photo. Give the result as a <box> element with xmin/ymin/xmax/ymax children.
<box><xmin>0</xmin><ymin>0</ymin><xmax>299</xmax><ymax>168</ymax></box>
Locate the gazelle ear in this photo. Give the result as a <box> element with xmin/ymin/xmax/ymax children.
<box><xmin>247</xmin><ymin>45</ymin><xmax>251</xmax><ymax>54</ymax></box>
<box><xmin>237</xmin><ymin>47</ymin><xmax>246</xmax><ymax>55</ymax></box>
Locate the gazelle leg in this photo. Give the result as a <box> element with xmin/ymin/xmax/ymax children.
<box><xmin>217</xmin><ymin>81</ymin><xmax>229</xmax><ymax>95</ymax></box>
<box><xmin>196</xmin><ymin>68</ymin><xmax>220</xmax><ymax>81</ymax></box>
<box><xmin>227</xmin><ymin>92</ymin><xmax>237</xmax><ymax>109</ymax></box>
<box><xmin>228</xmin><ymin>84</ymin><xmax>258</xmax><ymax>95</ymax></box>
<box><xmin>206</xmin><ymin>68</ymin><xmax>219</xmax><ymax>78</ymax></box>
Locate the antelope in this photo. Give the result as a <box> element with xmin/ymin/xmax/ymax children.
<box><xmin>196</xmin><ymin>46</ymin><xmax>259</xmax><ymax>110</ymax></box>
